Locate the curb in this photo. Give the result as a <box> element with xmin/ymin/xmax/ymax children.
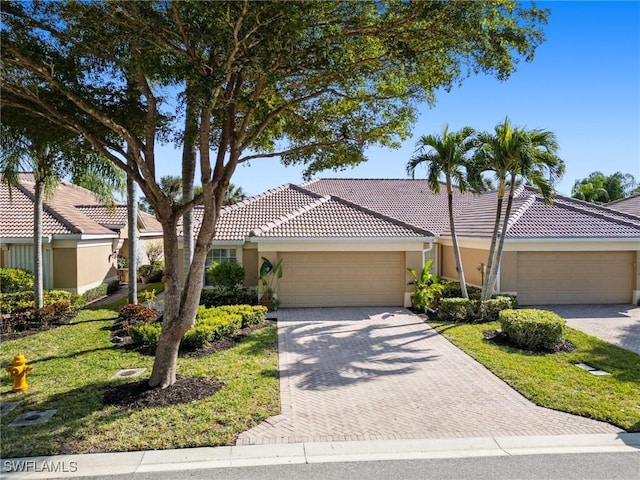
<box><xmin>2</xmin><ymin>433</ymin><xmax>639</xmax><ymax>478</ymax></box>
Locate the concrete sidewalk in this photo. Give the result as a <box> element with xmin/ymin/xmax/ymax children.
<box><xmin>2</xmin><ymin>433</ymin><xmax>639</xmax><ymax>479</ymax></box>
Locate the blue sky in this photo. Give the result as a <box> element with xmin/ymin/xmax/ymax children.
<box><xmin>155</xmin><ymin>1</ymin><xmax>640</xmax><ymax>198</ymax></box>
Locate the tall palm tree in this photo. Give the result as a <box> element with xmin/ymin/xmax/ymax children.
<box><xmin>407</xmin><ymin>125</ymin><xmax>476</xmax><ymax>299</ymax></box>
<box><xmin>1</xmin><ymin>116</ymin><xmax>125</xmax><ymax>307</ymax></box>
<box><xmin>474</xmin><ymin>117</ymin><xmax>564</xmax><ymax>301</ymax></box>
<box><xmin>224</xmin><ymin>183</ymin><xmax>247</xmax><ymax>206</ymax></box>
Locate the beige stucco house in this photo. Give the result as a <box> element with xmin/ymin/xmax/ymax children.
<box><xmin>184</xmin><ymin>179</ymin><xmax>640</xmax><ymax>307</ymax></box>
<box><xmin>0</xmin><ymin>175</ymin><xmax>163</xmax><ymax>294</ymax></box>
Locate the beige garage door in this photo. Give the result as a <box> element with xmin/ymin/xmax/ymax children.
<box><xmin>517</xmin><ymin>251</ymin><xmax>633</xmax><ymax>304</ymax></box>
<box><xmin>277</xmin><ymin>252</ymin><xmax>405</xmax><ymax>307</ymax></box>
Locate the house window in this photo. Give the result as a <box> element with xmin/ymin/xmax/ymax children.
<box><xmin>204</xmin><ymin>248</ymin><xmax>237</xmax><ymax>285</ymax></box>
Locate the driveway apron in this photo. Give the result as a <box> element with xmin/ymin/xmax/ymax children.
<box><xmin>236</xmin><ymin>308</ymin><xmax>621</xmax><ymax>445</ymax></box>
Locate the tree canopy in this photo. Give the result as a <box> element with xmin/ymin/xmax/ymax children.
<box><xmin>1</xmin><ymin>0</ymin><xmax>550</xmax><ymax>388</ymax></box>
<box><xmin>571</xmin><ymin>171</ymin><xmax>639</xmax><ymax>204</ymax></box>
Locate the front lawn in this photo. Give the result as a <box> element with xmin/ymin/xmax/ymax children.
<box><xmin>0</xmin><ymin>298</ymin><xmax>279</xmax><ymax>458</ymax></box>
<box><xmin>429</xmin><ymin>320</ymin><xmax>640</xmax><ymax>432</ymax></box>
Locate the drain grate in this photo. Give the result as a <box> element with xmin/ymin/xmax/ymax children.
<box><xmin>9</xmin><ymin>409</ymin><xmax>57</xmax><ymax>427</ymax></box>
<box><xmin>111</xmin><ymin>368</ymin><xmax>147</xmax><ymax>379</ymax></box>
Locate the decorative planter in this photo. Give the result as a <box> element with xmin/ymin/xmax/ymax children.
<box><xmin>260</xmin><ymin>299</ymin><xmax>274</xmax><ymax>312</ymax></box>
<box><xmin>117</xmin><ymin>268</ymin><xmax>129</xmax><ymax>284</ymax></box>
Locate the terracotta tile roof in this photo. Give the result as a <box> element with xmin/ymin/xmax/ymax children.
<box><xmin>303</xmin><ymin>178</ymin><xmax>476</xmax><ymax>233</ymax></box>
<box><xmin>0</xmin><ymin>182</ymin><xmax>75</xmax><ymax>236</ymax></box>
<box><xmin>606</xmin><ymin>195</ymin><xmax>640</xmax><ymax>217</ymax></box>
<box><xmin>76</xmin><ymin>205</ymin><xmax>128</xmax><ymax>227</ymax></box>
<box><xmin>0</xmin><ymin>174</ymin><xmax>161</xmax><ymax>238</ymax></box>
<box><xmin>249</xmin><ymin>195</ymin><xmax>433</xmax><ymax>238</ymax></box>
<box><xmin>187</xmin><ymin>184</ymin><xmax>324</xmax><ymax>240</ymax></box>
<box><xmin>303</xmin><ymin>178</ymin><xmax>640</xmax><ymax>240</ymax></box>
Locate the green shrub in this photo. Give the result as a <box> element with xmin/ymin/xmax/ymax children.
<box><xmin>138</xmin><ymin>262</ymin><xmax>164</xmax><ymax>283</ymax></box>
<box><xmin>117</xmin><ymin>304</ymin><xmax>158</xmax><ymax>334</ymax></box>
<box><xmin>215</xmin><ymin>305</ymin><xmax>267</xmax><ymax>327</ymax></box>
<box><xmin>499</xmin><ymin>309</ymin><xmax>566</xmax><ymax>351</ymax></box>
<box><xmin>0</xmin><ymin>268</ymin><xmax>34</xmax><ymax>293</ymax></box>
<box><xmin>0</xmin><ymin>290</ymin><xmax>84</xmax><ymax>313</ymax></box>
<box><xmin>206</xmin><ymin>262</ymin><xmax>245</xmax><ymax>289</ymax></box>
<box><xmin>83</xmin><ymin>283</ymin><xmax>108</xmax><ymax>303</ymax></box>
<box><xmin>441</xmin><ymin>281</ymin><xmax>482</xmax><ymax>300</ymax></box>
<box><xmin>106</xmin><ymin>279</ymin><xmax>121</xmax><ymax>295</ymax></box>
<box><xmin>181</xmin><ymin>325</ymin><xmax>214</xmax><ymax>350</ymax></box>
<box><xmin>200</xmin><ymin>286</ymin><xmax>258</xmax><ymax>307</ymax></box>
<box><xmin>130</xmin><ymin>322</ymin><xmax>162</xmax><ymax>347</ymax></box>
<box><xmin>437</xmin><ymin>297</ymin><xmax>476</xmax><ymax>322</ymax></box>
<box><xmin>479</xmin><ymin>296</ymin><xmax>514</xmax><ymax>322</ymax></box>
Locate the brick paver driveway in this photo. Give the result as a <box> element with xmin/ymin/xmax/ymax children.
<box><xmin>237</xmin><ymin>307</ymin><xmax>621</xmax><ymax>445</ymax></box>
<box><xmin>538</xmin><ymin>304</ymin><xmax>640</xmax><ymax>355</ymax></box>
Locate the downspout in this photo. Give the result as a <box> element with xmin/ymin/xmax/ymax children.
<box><xmin>422</xmin><ymin>238</ymin><xmax>435</xmax><ymax>270</ymax></box>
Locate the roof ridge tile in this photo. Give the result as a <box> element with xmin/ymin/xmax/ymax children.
<box><xmin>327</xmin><ymin>195</ymin><xmax>435</xmax><ymax>237</ymax></box>
<box><xmin>249</xmin><ymin>196</ymin><xmax>330</xmax><ymax>236</ymax></box>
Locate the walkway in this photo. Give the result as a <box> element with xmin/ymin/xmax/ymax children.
<box><xmin>539</xmin><ymin>304</ymin><xmax>640</xmax><ymax>355</ymax></box>
<box><xmin>236</xmin><ymin>307</ymin><xmax>621</xmax><ymax>445</ymax></box>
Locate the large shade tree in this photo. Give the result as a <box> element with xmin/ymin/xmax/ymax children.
<box><xmin>406</xmin><ymin>125</ymin><xmax>477</xmax><ymax>299</ymax></box>
<box><xmin>474</xmin><ymin>118</ymin><xmax>564</xmax><ymax>301</ymax></box>
<box><xmin>1</xmin><ymin>0</ymin><xmax>549</xmax><ymax>388</ymax></box>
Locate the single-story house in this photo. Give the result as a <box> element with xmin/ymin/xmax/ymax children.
<box><xmin>0</xmin><ymin>174</ymin><xmax>163</xmax><ymax>294</ymax></box>
<box><xmin>183</xmin><ymin>179</ymin><xmax>640</xmax><ymax>307</ymax></box>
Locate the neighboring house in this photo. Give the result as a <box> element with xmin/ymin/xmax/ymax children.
<box><xmin>606</xmin><ymin>194</ymin><xmax>640</xmax><ymax>217</ymax></box>
<box><xmin>182</xmin><ymin>179</ymin><xmax>640</xmax><ymax>307</ymax></box>
<box><xmin>0</xmin><ymin>175</ymin><xmax>162</xmax><ymax>294</ymax></box>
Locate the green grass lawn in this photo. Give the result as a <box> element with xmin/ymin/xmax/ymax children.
<box><xmin>0</xmin><ymin>291</ymin><xmax>279</xmax><ymax>458</ymax></box>
<box><xmin>429</xmin><ymin>320</ymin><xmax>640</xmax><ymax>432</ymax></box>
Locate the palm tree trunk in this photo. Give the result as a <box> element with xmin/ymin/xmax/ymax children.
<box><xmin>481</xmin><ymin>181</ymin><xmax>505</xmax><ymax>301</ymax></box>
<box><xmin>127</xmin><ymin>163</ymin><xmax>138</xmax><ymax>304</ymax></box>
<box><xmin>448</xmin><ymin>184</ymin><xmax>468</xmax><ymax>299</ymax></box>
<box><xmin>485</xmin><ymin>177</ymin><xmax>517</xmax><ymax>299</ymax></box>
<box><xmin>33</xmin><ymin>180</ymin><xmax>44</xmax><ymax>308</ymax></box>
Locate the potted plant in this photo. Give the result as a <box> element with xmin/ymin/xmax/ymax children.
<box><xmin>117</xmin><ymin>256</ymin><xmax>129</xmax><ymax>284</ymax></box>
<box><xmin>258</xmin><ymin>257</ymin><xmax>282</xmax><ymax>311</ymax></box>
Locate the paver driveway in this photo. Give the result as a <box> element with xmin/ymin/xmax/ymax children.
<box><xmin>538</xmin><ymin>304</ymin><xmax>640</xmax><ymax>355</ymax></box>
<box><xmin>237</xmin><ymin>307</ymin><xmax>621</xmax><ymax>445</ymax></box>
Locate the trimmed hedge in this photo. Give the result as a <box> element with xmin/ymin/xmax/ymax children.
<box><xmin>437</xmin><ymin>297</ymin><xmax>475</xmax><ymax>322</ymax></box>
<box><xmin>83</xmin><ymin>283</ymin><xmax>108</xmax><ymax>303</ymax></box>
<box><xmin>200</xmin><ymin>286</ymin><xmax>258</xmax><ymax>308</ymax></box>
<box><xmin>0</xmin><ymin>268</ymin><xmax>34</xmax><ymax>293</ymax></box>
<box><xmin>206</xmin><ymin>262</ymin><xmax>245</xmax><ymax>289</ymax></box>
<box><xmin>106</xmin><ymin>279</ymin><xmax>121</xmax><ymax>295</ymax></box>
<box><xmin>441</xmin><ymin>281</ymin><xmax>482</xmax><ymax>301</ymax></box>
<box><xmin>499</xmin><ymin>309</ymin><xmax>566</xmax><ymax>351</ymax></box>
<box><xmin>479</xmin><ymin>296</ymin><xmax>514</xmax><ymax>322</ymax></box>
<box><xmin>0</xmin><ymin>290</ymin><xmax>84</xmax><ymax>314</ymax></box>
<box><xmin>129</xmin><ymin>304</ymin><xmax>267</xmax><ymax>351</ymax></box>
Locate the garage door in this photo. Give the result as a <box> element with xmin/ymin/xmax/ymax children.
<box><xmin>277</xmin><ymin>252</ymin><xmax>405</xmax><ymax>307</ymax></box>
<box><xmin>516</xmin><ymin>251</ymin><xmax>633</xmax><ymax>304</ymax></box>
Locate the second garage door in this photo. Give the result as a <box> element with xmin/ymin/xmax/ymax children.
<box><xmin>277</xmin><ymin>251</ymin><xmax>405</xmax><ymax>307</ymax></box>
<box><xmin>516</xmin><ymin>251</ymin><xmax>633</xmax><ymax>304</ymax></box>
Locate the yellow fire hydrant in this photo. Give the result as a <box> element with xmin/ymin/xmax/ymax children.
<box><xmin>6</xmin><ymin>353</ymin><xmax>33</xmax><ymax>392</ymax></box>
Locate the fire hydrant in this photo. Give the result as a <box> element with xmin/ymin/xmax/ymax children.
<box><xmin>6</xmin><ymin>353</ymin><xmax>33</xmax><ymax>392</ymax></box>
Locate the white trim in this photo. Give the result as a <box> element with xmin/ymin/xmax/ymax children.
<box><xmin>257</xmin><ymin>240</ymin><xmax>427</xmax><ymax>253</ymax></box>
<box><xmin>0</xmin><ymin>236</ymin><xmax>53</xmax><ymax>244</ymax></box>
<box><xmin>248</xmin><ymin>236</ymin><xmax>434</xmax><ymax>244</ymax></box>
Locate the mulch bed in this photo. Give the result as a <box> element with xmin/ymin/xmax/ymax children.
<box><xmin>102</xmin><ymin>318</ymin><xmax>276</xmax><ymax>408</ymax></box>
<box><xmin>0</xmin><ymin>315</ymin><xmax>74</xmax><ymax>341</ymax></box>
<box><xmin>483</xmin><ymin>329</ymin><xmax>576</xmax><ymax>353</ymax></box>
<box><xmin>102</xmin><ymin>376</ymin><xmax>224</xmax><ymax>409</ymax></box>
